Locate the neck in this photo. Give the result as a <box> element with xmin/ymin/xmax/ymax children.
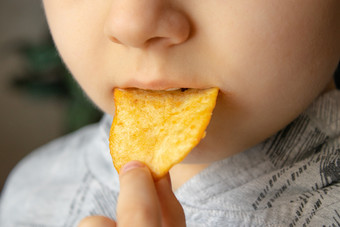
<box><xmin>169</xmin><ymin>163</ymin><xmax>210</xmax><ymax>191</ymax></box>
<box><xmin>322</xmin><ymin>79</ymin><xmax>336</xmax><ymax>94</ymax></box>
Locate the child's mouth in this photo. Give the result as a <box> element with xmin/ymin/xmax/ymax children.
<box><xmin>120</xmin><ymin>78</ymin><xmax>199</xmax><ymax>91</ymax></box>
<box><xmin>164</xmin><ymin>88</ymin><xmax>189</xmax><ymax>92</ymax></box>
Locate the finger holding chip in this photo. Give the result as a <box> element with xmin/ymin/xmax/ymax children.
<box><xmin>117</xmin><ymin>161</ymin><xmax>185</xmax><ymax>227</ymax></box>
<box><xmin>78</xmin><ymin>161</ymin><xmax>185</xmax><ymax>227</ymax></box>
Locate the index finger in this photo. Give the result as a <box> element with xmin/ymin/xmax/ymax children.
<box><xmin>117</xmin><ymin>161</ymin><xmax>162</xmax><ymax>227</ymax></box>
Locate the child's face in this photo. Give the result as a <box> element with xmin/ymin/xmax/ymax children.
<box><xmin>43</xmin><ymin>0</ymin><xmax>339</xmax><ymax>163</ymax></box>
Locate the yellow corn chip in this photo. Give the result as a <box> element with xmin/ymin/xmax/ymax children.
<box><xmin>109</xmin><ymin>87</ymin><xmax>219</xmax><ymax>179</ymax></box>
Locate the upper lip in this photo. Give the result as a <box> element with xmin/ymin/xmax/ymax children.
<box><xmin>120</xmin><ymin>78</ymin><xmax>206</xmax><ymax>90</ymax></box>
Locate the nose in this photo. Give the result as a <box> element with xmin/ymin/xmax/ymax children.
<box><xmin>104</xmin><ymin>0</ymin><xmax>191</xmax><ymax>48</ymax></box>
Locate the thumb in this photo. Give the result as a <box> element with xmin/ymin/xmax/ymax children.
<box><xmin>78</xmin><ymin>216</ymin><xmax>116</xmax><ymax>227</ymax></box>
<box><xmin>117</xmin><ymin>161</ymin><xmax>162</xmax><ymax>227</ymax></box>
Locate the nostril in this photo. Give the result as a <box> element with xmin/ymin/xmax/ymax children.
<box><xmin>145</xmin><ymin>37</ymin><xmax>164</xmax><ymax>47</ymax></box>
<box><xmin>145</xmin><ymin>36</ymin><xmax>184</xmax><ymax>48</ymax></box>
<box><xmin>109</xmin><ymin>36</ymin><xmax>122</xmax><ymax>45</ymax></box>
<box><xmin>147</xmin><ymin>37</ymin><xmax>163</xmax><ymax>43</ymax></box>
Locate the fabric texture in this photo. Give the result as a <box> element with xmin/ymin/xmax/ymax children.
<box><xmin>0</xmin><ymin>90</ymin><xmax>339</xmax><ymax>227</ymax></box>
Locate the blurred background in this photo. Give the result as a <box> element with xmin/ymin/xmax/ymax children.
<box><xmin>0</xmin><ymin>0</ymin><xmax>102</xmax><ymax>192</ymax></box>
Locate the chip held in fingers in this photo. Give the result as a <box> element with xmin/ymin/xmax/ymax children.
<box><xmin>109</xmin><ymin>87</ymin><xmax>219</xmax><ymax>179</ymax></box>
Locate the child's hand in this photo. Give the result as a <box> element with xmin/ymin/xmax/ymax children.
<box><xmin>78</xmin><ymin>161</ymin><xmax>186</xmax><ymax>227</ymax></box>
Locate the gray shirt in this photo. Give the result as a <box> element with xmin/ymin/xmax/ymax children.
<box><xmin>1</xmin><ymin>90</ymin><xmax>339</xmax><ymax>227</ymax></box>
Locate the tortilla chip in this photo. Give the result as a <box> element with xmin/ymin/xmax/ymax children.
<box><xmin>109</xmin><ymin>87</ymin><xmax>219</xmax><ymax>179</ymax></box>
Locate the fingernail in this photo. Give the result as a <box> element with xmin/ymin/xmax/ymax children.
<box><xmin>120</xmin><ymin>161</ymin><xmax>145</xmax><ymax>174</ymax></box>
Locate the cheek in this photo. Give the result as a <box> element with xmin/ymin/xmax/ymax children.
<box><xmin>43</xmin><ymin>0</ymin><xmax>116</xmax><ymax>114</ymax></box>
<box><xmin>195</xmin><ymin>0</ymin><xmax>339</xmax><ymax>151</ymax></box>
<box><xmin>203</xmin><ymin>0</ymin><xmax>337</xmax><ymax>108</ymax></box>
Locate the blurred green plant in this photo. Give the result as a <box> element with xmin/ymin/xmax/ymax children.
<box><xmin>11</xmin><ymin>35</ymin><xmax>103</xmax><ymax>133</ymax></box>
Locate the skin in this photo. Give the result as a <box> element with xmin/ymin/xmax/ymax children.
<box><xmin>42</xmin><ymin>0</ymin><xmax>340</xmax><ymax>225</ymax></box>
<box><xmin>78</xmin><ymin>161</ymin><xmax>186</xmax><ymax>227</ymax></box>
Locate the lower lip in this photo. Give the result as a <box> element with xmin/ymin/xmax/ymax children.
<box><xmin>165</xmin><ymin>88</ymin><xmax>181</xmax><ymax>91</ymax></box>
